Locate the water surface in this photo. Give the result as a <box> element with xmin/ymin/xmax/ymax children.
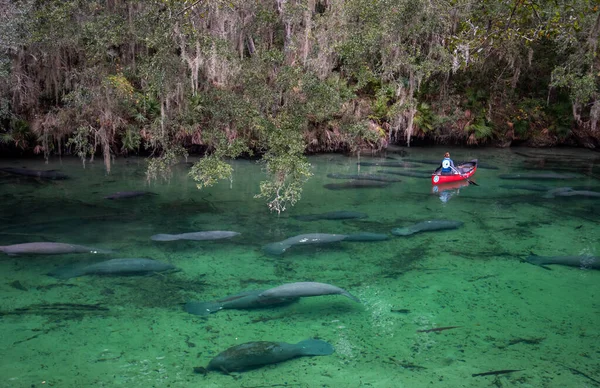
<box><xmin>0</xmin><ymin>147</ymin><xmax>598</xmax><ymax>387</ymax></box>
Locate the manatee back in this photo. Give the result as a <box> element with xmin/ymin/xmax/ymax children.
<box><xmin>207</xmin><ymin>341</ymin><xmax>284</xmax><ymax>371</ymax></box>
<box><xmin>207</xmin><ymin>340</ymin><xmax>334</xmax><ymax>372</ymax></box>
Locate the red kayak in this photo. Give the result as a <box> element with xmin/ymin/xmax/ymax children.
<box><xmin>431</xmin><ymin>159</ymin><xmax>478</xmax><ymax>185</ymax></box>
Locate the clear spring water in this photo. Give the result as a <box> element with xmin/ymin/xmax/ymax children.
<box><xmin>0</xmin><ymin>146</ymin><xmax>598</xmax><ymax>387</ymax></box>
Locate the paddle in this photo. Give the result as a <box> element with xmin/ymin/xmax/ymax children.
<box><xmin>451</xmin><ymin>166</ymin><xmax>479</xmax><ymax>186</ymax></box>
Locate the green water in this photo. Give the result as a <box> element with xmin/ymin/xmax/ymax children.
<box><xmin>0</xmin><ymin>147</ymin><xmax>598</xmax><ymax>388</ymax></box>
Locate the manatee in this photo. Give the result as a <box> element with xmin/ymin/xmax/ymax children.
<box><xmin>391</xmin><ymin>220</ymin><xmax>464</xmax><ymax>236</ymax></box>
<box><xmin>48</xmin><ymin>258</ymin><xmax>176</xmax><ymax>279</ymax></box>
<box><xmin>526</xmin><ymin>254</ymin><xmax>600</xmax><ymax>270</ymax></box>
<box><xmin>344</xmin><ymin>232</ymin><xmax>390</xmax><ymax>241</ymax></box>
<box><xmin>323</xmin><ymin>180</ymin><xmax>389</xmax><ymax>190</ymax></box>
<box><xmin>0</xmin><ymin>167</ymin><xmax>69</xmax><ymax>180</ymax></box>
<box><xmin>357</xmin><ymin>161</ymin><xmax>421</xmax><ymax>168</ymax></box>
<box><xmin>258</xmin><ymin>282</ymin><xmax>360</xmax><ymax>303</ymax></box>
<box><xmin>0</xmin><ymin>242</ymin><xmax>113</xmax><ymax>256</ymax></box>
<box><xmin>293</xmin><ymin>211</ymin><xmax>368</xmax><ymax>221</ymax></box>
<box><xmin>499</xmin><ymin>184</ymin><xmax>553</xmax><ymax>192</ymax></box>
<box><xmin>545</xmin><ymin>188</ymin><xmax>600</xmax><ymax>198</ymax></box>
<box><xmin>542</xmin><ymin>187</ymin><xmax>575</xmax><ymax>198</ymax></box>
<box><xmin>498</xmin><ymin>173</ymin><xmax>580</xmax><ymax>180</ymax></box>
<box><xmin>185</xmin><ymin>290</ymin><xmax>299</xmax><ymax>316</ymax></box>
<box><xmin>326</xmin><ymin>173</ymin><xmax>401</xmax><ymax>182</ymax></box>
<box><xmin>104</xmin><ymin>191</ymin><xmax>154</xmax><ymax>200</ymax></box>
<box><xmin>151</xmin><ymin>231</ymin><xmax>240</xmax><ymax>241</ymax></box>
<box><xmin>376</xmin><ymin>169</ymin><xmax>432</xmax><ymax>178</ymax></box>
<box><xmin>263</xmin><ymin>233</ymin><xmax>347</xmax><ymax>255</ymax></box>
<box><xmin>206</xmin><ymin>339</ymin><xmax>334</xmax><ymax>372</ymax></box>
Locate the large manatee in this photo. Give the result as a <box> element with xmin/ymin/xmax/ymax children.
<box><xmin>185</xmin><ymin>290</ymin><xmax>298</xmax><ymax>316</ymax></box>
<box><xmin>344</xmin><ymin>232</ymin><xmax>390</xmax><ymax>241</ymax></box>
<box><xmin>323</xmin><ymin>180</ymin><xmax>389</xmax><ymax>190</ymax></box>
<box><xmin>258</xmin><ymin>282</ymin><xmax>360</xmax><ymax>303</ymax></box>
<box><xmin>206</xmin><ymin>339</ymin><xmax>334</xmax><ymax>372</ymax></box>
<box><xmin>526</xmin><ymin>254</ymin><xmax>600</xmax><ymax>270</ymax></box>
<box><xmin>48</xmin><ymin>258</ymin><xmax>176</xmax><ymax>279</ymax></box>
<box><xmin>104</xmin><ymin>191</ymin><xmax>154</xmax><ymax>200</ymax></box>
<box><xmin>326</xmin><ymin>173</ymin><xmax>401</xmax><ymax>182</ymax></box>
<box><xmin>543</xmin><ymin>187</ymin><xmax>600</xmax><ymax>198</ymax></box>
<box><xmin>498</xmin><ymin>173</ymin><xmax>580</xmax><ymax>180</ymax></box>
<box><xmin>293</xmin><ymin>211</ymin><xmax>368</xmax><ymax>221</ymax></box>
<box><xmin>263</xmin><ymin>233</ymin><xmax>347</xmax><ymax>255</ymax></box>
<box><xmin>0</xmin><ymin>167</ymin><xmax>69</xmax><ymax>180</ymax></box>
<box><xmin>392</xmin><ymin>220</ymin><xmax>463</xmax><ymax>236</ymax></box>
<box><xmin>0</xmin><ymin>242</ymin><xmax>113</xmax><ymax>256</ymax></box>
<box><xmin>151</xmin><ymin>231</ymin><xmax>240</xmax><ymax>241</ymax></box>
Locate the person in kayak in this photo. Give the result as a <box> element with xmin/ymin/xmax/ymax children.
<box><xmin>440</xmin><ymin>152</ymin><xmax>458</xmax><ymax>175</ymax></box>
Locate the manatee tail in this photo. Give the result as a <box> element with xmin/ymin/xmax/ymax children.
<box><xmin>296</xmin><ymin>339</ymin><xmax>334</xmax><ymax>356</ymax></box>
<box><xmin>184</xmin><ymin>301</ymin><xmax>223</xmax><ymax>316</ymax></box>
<box><xmin>525</xmin><ymin>254</ymin><xmax>552</xmax><ymax>270</ymax></box>
<box><xmin>341</xmin><ymin>290</ymin><xmax>361</xmax><ymax>303</ymax></box>
<box><xmin>151</xmin><ymin>234</ymin><xmax>179</xmax><ymax>242</ymax></box>
<box><xmin>48</xmin><ymin>265</ymin><xmax>88</xmax><ymax>279</ymax></box>
<box><xmin>0</xmin><ymin>246</ymin><xmax>17</xmax><ymax>256</ymax></box>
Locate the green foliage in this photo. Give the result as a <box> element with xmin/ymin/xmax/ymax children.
<box><xmin>344</xmin><ymin>121</ymin><xmax>384</xmax><ymax>152</ymax></box>
<box><xmin>414</xmin><ymin>103</ymin><xmax>434</xmax><ymax>133</ymax></box>
<box><xmin>551</xmin><ymin>67</ymin><xmax>597</xmax><ymax>106</ymax></box>
<box><xmin>369</xmin><ymin>85</ymin><xmax>395</xmax><ymax>121</ymax></box>
<box><xmin>146</xmin><ymin>145</ymin><xmax>188</xmax><ymax>183</ymax></box>
<box><xmin>545</xmin><ymin>100</ymin><xmax>574</xmax><ymax>138</ymax></box>
<box><xmin>465</xmin><ymin>119</ymin><xmax>493</xmax><ymax>140</ymax></box>
<box><xmin>121</xmin><ymin>127</ymin><xmax>141</xmax><ymax>154</ymax></box>
<box><xmin>253</xmin><ymin>118</ymin><xmax>313</xmax><ymax>214</ymax></box>
<box><xmin>66</xmin><ymin>126</ymin><xmax>95</xmax><ymax>167</ymax></box>
<box><xmin>2</xmin><ymin>0</ymin><xmax>599</xmax><ymax>211</ymax></box>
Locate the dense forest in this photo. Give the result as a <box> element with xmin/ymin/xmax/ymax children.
<box><xmin>1</xmin><ymin>0</ymin><xmax>599</xmax><ymax>211</ymax></box>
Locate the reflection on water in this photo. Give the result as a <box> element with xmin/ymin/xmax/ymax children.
<box><xmin>0</xmin><ymin>146</ymin><xmax>599</xmax><ymax>387</ymax></box>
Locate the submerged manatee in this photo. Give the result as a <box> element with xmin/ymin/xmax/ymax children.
<box><xmin>498</xmin><ymin>173</ymin><xmax>580</xmax><ymax>180</ymax></box>
<box><xmin>392</xmin><ymin>220</ymin><xmax>464</xmax><ymax>236</ymax></box>
<box><xmin>357</xmin><ymin>161</ymin><xmax>421</xmax><ymax>168</ymax></box>
<box><xmin>293</xmin><ymin>211</ymin><xmax>368</xmax><ymax>221</ymax></box>
<box><xmin>499</xmin><ymin>184</ymin><xmax>553</xmax><ymax>192</ymax></box>
<box><xmin>376</xmin><ymin>169</ymin><xmax>432</xmax><ymax>178</ymax></box>
<box><xmin>151</xmin><ymin>231</ymin><xmax>240</xmax><ymax>241</ymax></box>
<box><xmin>0</xmin><ymin>167</ymin><xmax>69</xmax><ymax>180</ymax></box>
<box><xmin>48</xmin><ymin>258</ymin><xmax>176</xmax><ymax>279</ymax></box>
<box><xmin>326</xmin><ymin>173</ymin><xmax>402</xmax><ymax>182</ymax></box>
<box><xmin>323</xmin><ymin>180</ymin><xmax>389</xmax><ymax>190</ymax></box>
<box><xmin>0</xmin><ymin>242</ymin><xmax>113</xmax><ymax>256</ymax></box>
<box><xmin>263</xmin><ymin>233</ymin><xmax>347</xmax><ymax>255</ymax></box>
<box><xmin>544</xmin><ymin>187</ymin><xmax>600</xmax><ymax>198</ymax></box>
<box><xmin>206</xmin><ymin>339</ymin><xmax>334</xmax><ymax>372</ymax></box>
<box><xmin>344</xmin><ymin>232</ymin><xmax>390</xmax><ymax>241</ymax></box>
<box><xmin>259</xmin><ymin>282</ymin><xmax>360</xmax><ymax>303</ymax></box>
<box><xmin>526</xmin><ymin>254</ymin><xmax>600</xmax><ymax>270</ymax></box>
<box><xmin>104</xmin><ymin>191</ymin><xmax>154</xmax><ymax>200</ymax></box>
<box><xmin>185</xmin><ymin>290</ymin><xmax>298</xmax><ymax>316</ymax></box>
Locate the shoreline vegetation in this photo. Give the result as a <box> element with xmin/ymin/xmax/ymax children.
<box><xmin>1</xmin><ymin>1</ymin><xmax>599</xmax><ymax>211</ymax></box>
